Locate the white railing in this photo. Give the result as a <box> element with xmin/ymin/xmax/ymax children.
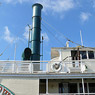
<box><xmin>0</xmin><ymin>60</ymin><xmax>49</xmax><ymax>73</ymax></box>
<box><xmin>0</xmin><ymin>60</ymin><xmax>94</xmax><ymax>74</ymax></box>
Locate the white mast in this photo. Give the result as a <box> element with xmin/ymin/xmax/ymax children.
<box><xmin>80</xmin><ymin>30</ymin><xmax>84</xmax><ymax>46</ymax></box>
<box><xmin>14</xmin><ymin>42</ymin><xmax>17</xmax><ymax>60</ymax></box>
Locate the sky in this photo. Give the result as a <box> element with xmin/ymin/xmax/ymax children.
<box><xmin>0</xmin><ymin>0</ymin><xmax>95</xmax><ymax>60</ymax></box>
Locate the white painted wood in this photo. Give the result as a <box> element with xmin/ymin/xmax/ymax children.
<box><xmin>46</xmin><ymin>79</ymin><xmax>48</xmax><ymax>94</ymax></box>
<box><xmin>0</xmin><ymin>78</ymin><xmax>39</xmax><ymax>95</ymax></box>
<box><xmin>82</xmin><ymin>78</ymin><xmax>85</xmax><ymax>93</ymax></box>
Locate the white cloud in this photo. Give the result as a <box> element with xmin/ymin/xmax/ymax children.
<box><xmin>23</xmin><ymin>26</ymin><xmax>29</xmax><ymax>40</ymax></box>
<box><xmin>41</xmin><ymin>32</ymin><xmax>49</xmax><ymax>42</ymax></box>
<box><xmin>36</xmin><ymin>0</ymin><xmax>74</xmax><ymax>12</ymax></box>
<box><xmin>3</xmin><ymin>0</ymin><xmax>25</xmax><ymax>4</ymax></box>
<box><xmin>51</xmin><ymin>0</ymin><xmax>75</xmax><ymax>12</ymax></box>
<box><xmin>4</xmin><ymin>26</ymin><xmax>15</xmax><ymax>43</ymax></box>
<box><xmin>80</xmin><ymin>12</ymin><xmax>91</xmax><ymax>22</ymax></box>
<box><xmin>3</xmin><ymin>0</ymin><xmax>76</xmax><ymax>13</ymax></box>
<box><xmin>40</xmin><ymin>0</ymin><xmax>75</xmax><ymax>13</ymax></box>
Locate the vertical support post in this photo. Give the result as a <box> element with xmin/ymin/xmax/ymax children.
<box><xmin>77</xmin><ymin>83</ymin><xmax>80</xmax><ymax>93</ymax></box>
<box><xmin>59</xmin><ymin>49</ymin><xmax>62</xmax><ymax>61</ymax></box>
<box><xmin>86</xmin><ymin>51</ymin><xmax>89</xmax><ymax>59</ymax></box>
<box><xmin>82</xmin><ymin>78</ymin><xmax>85</xmax><ymax>93</ymax></box>
<box><xmin>87</xmin><ymin>82</ymin><xmax>89</xmax><ymax>93</ymax></box>
<box><xmin>46</xmin><ymin>79</ymin><xmax>48</xmax><ymax>94</ymax></box>
<box><xmin>80</xmin><ymin>55</ymin><xmax>83</xmax><ymax>73</ymax></box>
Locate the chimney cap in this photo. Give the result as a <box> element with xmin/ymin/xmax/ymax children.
<box><xmin>32</xmin><ymin>3</ymin><xmax>43</xmax><ymax>9</ymax></box>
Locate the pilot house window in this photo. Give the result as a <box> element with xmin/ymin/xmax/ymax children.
<box><xmin>71</xmin><ymin>50</ymin><xmax>95</xmax><ymax>59</ymax></box>
<box><xmin>71</xmin><ymin>50</ymin><xmax>87</xmax><ymax>60</ymax></box>
<box><xmin>88</xmin><ymin>51</ymin><xmax>94</xmax><ymax>59</ymax></box>
<box><xmin>80</xmin><ymin>51</ymin><xmax>87</xmax><ymax>59</ymax></box>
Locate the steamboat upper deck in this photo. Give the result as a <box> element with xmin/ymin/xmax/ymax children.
<box><xmin>0</xmin><ymin>47</ymin><xmax>95</xmax><ymax>95</ymax></box>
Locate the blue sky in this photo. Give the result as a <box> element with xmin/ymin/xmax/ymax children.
<box><xmin>0</xmin><ymin>0</ymin><xmax>95</xmax><ymax>60</ymax></box>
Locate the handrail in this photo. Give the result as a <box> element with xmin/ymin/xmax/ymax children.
<box><xmin>0</xmin><ymin>60</ymin><xmax>94</xmax><ymax>74</ymax></box>
<box><xmin>0</xmin><ymin>59</ymin><xmax>95</xmax><ymax>62</ymax></box>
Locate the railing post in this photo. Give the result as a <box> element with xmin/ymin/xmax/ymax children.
<box><xmin>29</xmin><ymin>63</ymin><xmax>32</xmax><ymax>73</ymax></box>
<box><xmin>31</xmin><ymin>62</ymin><xmax>33</xmax><ymax>73</ymax></box>
<box><xmin>46</xmin><ymin>62</ymin><xmax>49</xmax><ymax>73</ymax></box>
<box><xmin>12</xmin><ymin>62</ymin><xmax>15</xmax><ymax>73</ymax></box>
<box><xmin>17</xmin><ymin>64</ymin><xmax>19</xmax><ymax>73</ymax></box>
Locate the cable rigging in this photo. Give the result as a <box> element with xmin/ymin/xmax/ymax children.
<box><xmin>42</xmin><ymin>23</ymin><xmax>65</xmax><ymax>47</ymax></box>
<box><xmin>42</xmin><ymin>18</ymin><xmax>82</xmax><ymax>47</ymax></box>
<box><xmin>42</xmin><ymin>18</ymin><xmax>95</xmax><ymax>51</ymax></box>
<box><xmin>0</xmin><ymin>25</ymin><xmax>28</xmax><ymax>57</ymax></box>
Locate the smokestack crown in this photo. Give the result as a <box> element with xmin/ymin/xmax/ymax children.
<box><xmin>32</xmin><ymin>3</ymin><xmax>43</xmax><ymax>17</ymax></box>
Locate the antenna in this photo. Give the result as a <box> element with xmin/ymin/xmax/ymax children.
<box><xmin>80</xmin><ymin>30</ymin><xmax>84</xmax><ymax>46</ymax></box>
<box><xmin>27</xmin><ymin>24</ymin><xmax>31</xmax><ymax>48</ymax></box>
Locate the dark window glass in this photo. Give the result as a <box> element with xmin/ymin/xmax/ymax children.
<box><xmin>68</xmin><ymin>83</ymin><xmax>77</xmax><ymax>93</ymax></box>
<box><xmin>59</xmin><ymin>83</ymin><xmax>63</xmax><ymax>93</ymax></box>
<box><xmin>79</xmin><ymin>83</ymin><xmax>88</xmax><ymax>93</ymax></box>
<box><xmin>80</xmin><ymin>51</ymin><xmax>87</xmax><ymax>59</ymax></box>
<box><xmin>89</xmin><ymin>83</ymin><xmax>95</xmax><ymax>93</ymax></box>
<box><xmin>39</xmin><ymin>79</ymin><xmax>46</xmax><ymax>93</ymax></box>
<box><xmin>71</xmin><ymin>50</ymin><xmax>80</xmax><ymax>60</ymax></box>
<box><xmin>88</xmin><ymin>51</ymin><xmax>94</xmax><ymax>59</ymax></box>
<box><xmin>59</xmin><ymin>83</ymin><xmax>68</xmax><ymax>93</ymax></box>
